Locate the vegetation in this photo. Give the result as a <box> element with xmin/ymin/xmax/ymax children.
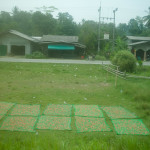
<box><xmin>137</xmin><ymin>60</ymin><xmax>143</xmax><ymax>67</ymax></box>
<box><xmin>26</xmin><ymin>51</ymin><xmax>46</xmax><ymax>59</ymax></box>
<box><xmin>95</xmin><ymin>55</ymin><xmax>106</xmax><ymax>61</ymax></box>
<box><xmin>0</xmin><ymin>6</ymin><xmax>150</xmax><ymax>56</ymax></box>
<box><xmin>112</xmin><ymin>50</ymin><xmax>137</xmax><ymax>72</ymax></box>
<box><xmin>143</xmin><ymin>7</ymin><xmax>150</xmax><ymax>28</ymax></box>
<box><xmin>0</xmin><ymin>62</ymin><xmax>149</xmax><ymax>150</ymax></box>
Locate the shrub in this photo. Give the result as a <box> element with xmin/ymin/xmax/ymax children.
<box><xmin>95</xmin><ymin>55</ymin><xmax>106</xmax><ymax>61</ymax></box>
<box><xmin>26</xmin><ymin>51</ymin><xmax>46</xmax><ymax>59</ymax></box>
<box><xmin>137</xmin><ymin>60</ymin><xmax>143</xmax><ymax>67</ymax></box>
<box><xmin>112</xmin><ymin>50</ymin><xmax>136</xmax><ymax>72</ymax></box>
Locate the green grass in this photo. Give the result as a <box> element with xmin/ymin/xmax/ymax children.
<box><xmin>0</xmin><ymin>62</ymin><xmax>150</xmax><ymax>150</ymax></box>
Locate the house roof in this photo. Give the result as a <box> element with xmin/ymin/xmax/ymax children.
<box><xmin>40</xmin><ymin>35</ymin><xmax>86</xmax><ymax>48</ymax></box>
<box><xmin>41</xmin><ymin>35</ymin><xmax>79</xmax><ymax>43</ymax></box>
<box><xmin>32</xmin><ymin>36</ymin><xmax>42</xmax><ymax>40</ymax></box>
<box><xmin>128</xmin><ymin>41</ymin><xmax>149</xmax><ymax>46</ymax></box>
<box><xmin>127</xmin><ymin>36</ymin><xmax>150</xmax><ymax>41</ymax></box>
<box><xmin>9</xmin><ymin>30</ymin><xmax>39</xmax><ymax>42</ymax></box>
<box><xmin>0</xmin><ymin>30</ymin><xmax>85</xmax><ymax>48</ymax></box>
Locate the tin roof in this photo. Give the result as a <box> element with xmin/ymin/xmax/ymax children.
<box><xmin>41</xmin><ymin>35</ymin><xmax>79</xmax><ymax>43</ymax></box>
<box><xmin>9</xmin><ymin>30</ymin><xmax>39</xmax><ymax>42</ymax></box>
<box><xmin>127</xmin><ymin>36</ymin><xmax>150</xmax><ymax>41</ymax></box>
<box><xmin>128</xmin><ymin>41</ymin><xmax>149</xmax><ymax>46</ymax></box>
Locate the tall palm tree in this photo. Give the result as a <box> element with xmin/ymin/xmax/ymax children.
<box><xmin>143</xmin><ymin>7</ymin><xmax>150</xmax><ymax>28</ymax></box>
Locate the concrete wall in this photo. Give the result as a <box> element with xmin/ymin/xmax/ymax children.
<box><xmin>129</xmin><ymin>42</ymin><xmax>150</xmax><ymax>61</ymax></box>
<box><xmin>0</xmin><ymin>33</ymin><xmax>32</xmax><ymax>55</ymax></box>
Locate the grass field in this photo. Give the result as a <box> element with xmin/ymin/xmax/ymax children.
<box><xmin>0</xmin><ymin>62</ymin><xmax>150</xmax><ymax>150</ymax></box>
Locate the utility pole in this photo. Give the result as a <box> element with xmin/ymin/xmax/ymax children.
<box><xmin>98</xmin><ymin>6</ymin><xmax>118</xmax><ymax>53</ymax></box>
<box><xmin>113</xmin><ymin>8</ymin><xmax>118</xmax><ymax>51</ymax></box>
<box><xmin>98</xmin><ymin>3</ymin><xmax>101</xmax><ymax>53</ymax></box>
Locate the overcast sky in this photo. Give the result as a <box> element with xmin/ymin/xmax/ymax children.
<box><xmin>0</xmin><ymin>0</ymin><xmax>149</xmax><ymax>25</ymax></box>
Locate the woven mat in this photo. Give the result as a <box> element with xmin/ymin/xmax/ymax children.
<box><xmin>101</xmin><ymin>106</ymin><xmax>137</xmax><ymax>119</ymax></box>
<box><xmin>0</xmin><ymin>114</ymin><xmax>5</xmax><ymax>120</ymax></box>
<box><xmin>74</xmin><ymin>105</ymin><xmax>104</xmax><ymax>117</ymax></box>
<box><xmin>0</xmin><ymin>116</ymin><xmax>37</xmax><ymax>132</ymax></box>
<box><xmin>112</xmin><ymin>119</ymin><xmax>150</xmax><ymax>135</ymax></box>
<box><xmin>43</xmin><ymin>104</ymin><xmax>72</xmax><ymax>116</ymax></box>
<box><xmin>75</xmin><ymin>116</ymin><xmax>111</xmax><ymax>132</ymax></box>
<box><xmin>9</xmin><ymin>104</ymin><xmax>40</xmax><ymax>116</ymax></box>
<box><xmin>36</xmin><ymin>116</ymin><xmax>71</xmax><ymax>130</ymax></box>
<box><xmin>0</xmin><ymin>102</ymin><xmax>15</xmax><ymax>115</ymax></box>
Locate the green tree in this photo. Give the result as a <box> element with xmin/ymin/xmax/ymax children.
<box><xmin>36</xmin><ymin>6</ymin><xmax>58</xmax><ymax>14</ymax></box>
<box><xmin>128</xmin><ymin>18</ymin><xmax>142</xmax><ymax>35</ymax></box>
<box><xmin>143</xmin><ymin>7</ymin><xmax>150</xmax><ymax>28</ymax></box>
<box><xmin>0</xmin><ymin>11</ymin><xmax>12</xmax><ymax>32</ymax></box>
<box><xmin>115</xmin><ymin>36</ymin><xmax>127</xmax><ymax>51</ymax></box>
<box><xmin>79</xmin><ymin>20</ymin><xmax>98</xmax><ymax>55</ymax></box>
<box><xmin>116</xmin><ymin>23</ymin><xmax>128</xmax><ymax>37</ymax></box>
<box><xmin>57</xmin><ymin>12</ymin><xmax>78</xmax><ymax>35</ymax></box>
<box><xmin>12</xmin><ymin>7</ymin><xmax>33</xmax><ymax>35</ymax></box>
<box><xmin>32</xmin><ymin>11</ymin><xmax>56</xmax><ymax>35</ymax></box>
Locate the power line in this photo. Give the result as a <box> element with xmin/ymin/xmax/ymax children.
<box><xmin>98</xmin><ymin>4</ymin><xmax>118</xmax><ymax>53</ymax></box>
<box><xmin>98</xmin><ymin>2</ymin><xmax>101</xmax><ymax>53</ymax></box>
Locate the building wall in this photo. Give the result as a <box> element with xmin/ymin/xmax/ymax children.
<box><xmin>133</xmin><ymin>43</ymin><xmax>150</xmax><ymax>52</ymax></box>
<box><xmin>0</xmin><ymin>33</ymin><xmax>32</xmax><ymax>55</ymax></box>
<box><xmin>129</xmin><ymin>42</ymin><xmax>150</xmax><ymax>61</ymax></box>
<box><xmin>41</xmin><ymin>43</ymin><xmax>84</xmax><ymax>58</ymax></box>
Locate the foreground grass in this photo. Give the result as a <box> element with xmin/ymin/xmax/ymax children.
<box><xmin>0</xmin><ymin>62</ymin><xmax>150</xmax><ymax>150</ymax></box>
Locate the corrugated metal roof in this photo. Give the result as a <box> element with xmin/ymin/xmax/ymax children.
<box><xmin>9</xmin><ymin>30</ymin><xmax>39</xmax><ymax>42</ymax></box>
<box><xmin>128</xmin><ymin>41</ymin><xmax>148</xmax><ymax>46</ymax></box>
<box><xmin>41</xmin><ymin>35</ymin><xmax>79</xmax><ymax>43</ymax></box>
<box><xmin>127</xmin><ymin>36</ymin><xmax>150</xmax><ymax>41</ymax></box>
<box><xmin>32</xmin><ymin>36</ymin><xmax>42</xmax><ymax>40</ymax></box>
<box><xmin>74</xmin><ymin>43</ymin><xmax>86</xmax><ymax>48</ymax></box>
<box><xmin>0</xmin><ymin>30</ymin><xmax>86</xmax><ymax>48</ymax></box>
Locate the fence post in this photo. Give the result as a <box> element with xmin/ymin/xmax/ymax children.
<box><xmin>115</xmin><ymin>66</ymin><xmax>119</xmax><ymax>86</ymax></box>
<box><xmin>107</xmin><ymin>65</ymin><xmax>109</xmax><ymax>79</ymax></box>
<box><xmin>124</xmin><ymin>71</ymin><xmax>126</xmax><ymax>79</ymax></box>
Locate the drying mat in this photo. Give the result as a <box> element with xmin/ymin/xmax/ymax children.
<box><xmin>101</xmin><ymin>106</ymin><xmax>137</xmax><ymax>119</ymax></box>
<box><xmin>0</xmin><ymin>102</ymin><xmax>15</xmax><ymax>115</ymax></box>
<box><xmin>36</xmin><ymin>116</ymin><xmax>71</xmax><ymax>130</ymax></box>
<box><xmin>75</xmin><ymin>116</ymin><xmax>111</xmax><ymax>132</ymax></box>
<box><xmin>112</xmin><ymin>119</ymin><xmax>150</xmax><ymax>135</ymax></box>
<box><xmin>0</xmin><ymin>116</ymin><xmax>37</xmax><ymax>132</ymax></box>
<box><xmin>0</xmin><ymin>115</ymin><xmax>5</xmax><ymax>120</ymax></box>
<box><xmin>73</xmin><ymin>105</ymin><xmax>104</xmax><ymax>117</ymax></box>
<box><xmin>43</xmin><ymin>104</ymin><xmax>72</xmax><ymax>117</ymax></box>
<box><xmin>9</xmin><ymin>104</ymin><xmax>40</xmax><ymax>116</ymax></box>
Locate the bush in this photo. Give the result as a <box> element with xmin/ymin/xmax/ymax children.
<box><xmin>95</xmin><ymin>55</ymin><xmax>106</xmax><ymax>61</ymax></box>
<box><xmin>112</xmin><ymin>50</ymin><xmax>136</xmax><ymax>72</ymax></box>
<box><xmin>137</xmin><ymin>60</ymin><xmax>143</xmax><ymax>67</ymax></box>
<box><xmin>26</xmin><ymin>51</ymin><xmax>46</xmax><ymax>59</ymax></box>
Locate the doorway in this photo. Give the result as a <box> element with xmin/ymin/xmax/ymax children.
<box><xmin>11</xmin><ymin>45</ymin><xmax>25</xmax><ymax>55</ymax></box>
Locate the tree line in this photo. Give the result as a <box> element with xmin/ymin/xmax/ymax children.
<box><xmin>0</xmin><ymin>6</ymin><xmax>150</xmax><ymax>57</ymax></box>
